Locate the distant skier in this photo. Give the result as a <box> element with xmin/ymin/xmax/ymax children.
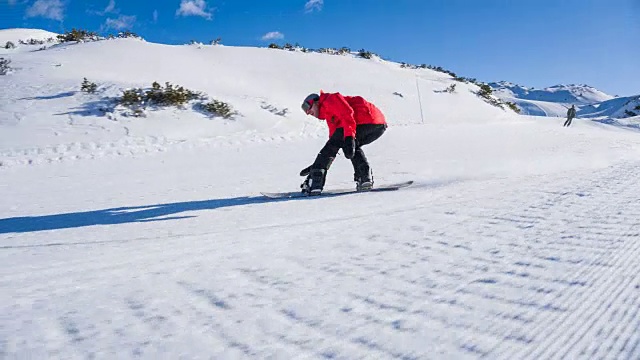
<box><xmin>299</xmin><ymin>91</ymin><xmax>387</xmax><ymax>195</ymax></box>
<box><xmin>564</xmin><ymin>105</ymin><xmax>577</xmax><ymax>127</ymax></box>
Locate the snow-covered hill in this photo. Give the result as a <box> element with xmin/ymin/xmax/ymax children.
<box><xmin>0</xmin><ymin>33</ymin><xmax>513</xmax><ymax>166</ymax></box>
<box><xmin>2</xmin><ymin>29</ymin><xmax>640</xmax><ymax>359</ymax></box>
<box><xmin>490</xmin><ymin>81</ymin><xmax>640</xmax><ymax>119</ymax></box>
<box><xmin>0</xmin><ymin>28</ymin><xmax>59</xmax><ymax>45</ymax></box>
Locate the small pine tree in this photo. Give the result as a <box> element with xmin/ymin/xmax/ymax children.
<box><xmin>357</xmin><ymin>49</ymin><xmax>373</xmax><ymax>59</ymax></box>
<box><xmin>634</xmin><ymin>105</ymin><xmax>640</xmax><ymax>111</ymax></box>
<box><xmin>505</xmin><ymin>101</ymin><xmax>521</xmax><ymax>113</ymax></box>
<box><xmin>145</xmin><ymin>82</ymin><xmax>203</xmax><ymax>106</ymax></box>
<box><xmin>268</xmin><ymin>43</ymin><xmax>281</xmax><ymax>49</ymax></box>
<box><xmin>455</xmin><ymin>76</ymin><xmax>478</xmax><ymax>84</ymax></box>
<box><xmin>337</xmin><ymin>47</ymin><xmax>351</xmax><ymax>55</ymax></box>
<box><xmin>201</xmin><ymin>99</ymin><xmax>237</xmax><ymax>119</ymax></box>
<box><xmin>0</xmin><ymin>58</ymin><xmax>10</xmax><ymax>75</ymax></box>
<box><xmin>57</xmin><ymin>28</ymin><xmax>99</xmax><ymax>42</ymax></box>
<box><xmin>19</xmin><ymin>39</ymin><xmax>45</xmax><ymax>45</ymax></box>
<box><xmin>119</xmin><ymin>88</ymin><xmax>145</xmax><ymax>107</ymax></box>
<box><xmin>81</xmin><ymin>78</ymin><xmax>98</xmax><ymax>93</ymax></box>
<box><xmin>4</xmin><ymin>41</ymin><xmax>15</xmax><ymax>49</ymax></box>
<box><xmin>118</xmin><ymin>81</ymin><xmax>203</xmax><ymax>109</ymax></box>
<box><xmin>117</xmin><ymin>31</ymin><xmax>140</xmax><ymax>39</ymax></box>
<box><xmin>478</xmin><ymin>84</ymin><xmax>493</xmax><ymax>97</ymax></box>
<box><xmin>445</xmin><ymin>84</ymin><xmax>456</xmax><ymax>93</ymax></box>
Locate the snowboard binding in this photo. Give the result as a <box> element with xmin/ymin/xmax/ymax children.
<box><xmin>300</xmin><ymin>168</ymin><xmax>326</xmax><ymax>196</ymax></box>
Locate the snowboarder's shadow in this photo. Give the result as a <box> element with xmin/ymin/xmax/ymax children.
<box><xmin>0</xmin><ymin>195</ymin><xmax>297</xmax><ymax>239</ymax></box>
<box><xmin>0</xmin><ymin>178</ymin><xmax>456</xmax><ymax>243</ymax></box>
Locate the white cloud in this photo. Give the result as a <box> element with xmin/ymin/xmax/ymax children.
<box><xmin>304</xmin><ymin>0</ymin><xmax>323</xmax><ymax>13</ymax></box>
<box><xmin>104</xmin><ymin>0</ymin><xmax>116</xmax><ymax>13</ymax></box>
<box><xmin>176</xmin><ymin>0</ymin><xmax>213</xmax><ymax>20</ymax></box>
<box><xmin>104</xmin><ymin>15</ymin><xmax>136</xmax><ymax>30</ymax></box>
<box><xmin>153</xmin><ymin>9</ymin><xmax>158</xmax><ymax>23</ymax></box>
<box><xmin>25</xmin><ymin>0</ymin><xmax>65</xmax><ymax>21</ymax></box>
<box><xmin>92</xmin><ymin>0</ymin><xmax>118</xmax><ymax>16</ymax></box>
<box><xmin>88</xmin><ymin>0</ymin><xmax>118</xmax><ymax>16</ymax></box>
<box><xmin>261</xmin><ymin>31</ymin><xmax>284</xmax><ymax>41</ymax></box>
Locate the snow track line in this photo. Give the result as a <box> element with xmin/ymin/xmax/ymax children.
<box><xmin>539</xmin><ymin>207</ymin><xmax>640</xmax><ymax>358</ymax></box>
<box><xmin>491</xmin><ymin>162</ymin><xmax>640</xmax><ymax>359</ymax></box>
<box><xmin>591</xmin><ymin>272</ymin><xmax>640</xmax><ymax>358</ymax></box>
<box><xmin>172</xmin><ymin>269</ymin><xmax>398</xmax><ymax>358</ymax></box>
<box><xmin>550</xmin><ymin>234</ymin><xmax>639</xmax><ymax>358</ymax></box>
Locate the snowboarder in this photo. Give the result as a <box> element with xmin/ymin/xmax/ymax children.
<box><xmin>299</xmin><ymin>91</ymin><xmax>387</xmax><ymax>195</ymax></box>
<box><xmin>564</xmin><ymin>105</ymin><xmax>577</xmax><ymax>127</ymax></box>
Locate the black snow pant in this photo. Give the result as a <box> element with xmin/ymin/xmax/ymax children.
<box><xmin>563</xmin><ymin>116</ymin><xmax>574</xmax><ymax>127</ymax></box>
<box><xmin>311</xmin><ymin>124</ymin><xmax>387</xmax><ymax>180</ymax></box>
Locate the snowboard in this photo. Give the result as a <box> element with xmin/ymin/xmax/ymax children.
<box><xmin>261</xmin><ymin>180</ymin><xmax>413</xmax><ymax>199</ymax></box>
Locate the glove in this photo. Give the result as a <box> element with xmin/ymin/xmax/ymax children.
<box><xmin>343</xmin><ymin>136</ymin><xmax>355</xmax><ymax>159</ymax></box>
<box><xmin>299</xmin><ymin>165</ymin><xmax>312</xmax><ymax>177</ymax></box>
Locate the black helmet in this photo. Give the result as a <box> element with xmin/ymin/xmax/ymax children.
<box><xmin>301</xmin><ymin>93</ymin><xmax>320</xmax><ymax>112</ymax></box>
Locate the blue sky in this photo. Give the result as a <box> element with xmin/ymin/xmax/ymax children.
<box><xmin>1</xmin><ymin>0</ymin><xmax>638</xmax><ymax>96</ymax></box>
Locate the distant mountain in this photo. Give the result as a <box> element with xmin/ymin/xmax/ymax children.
<box><xmin>490</xmin><ymin>81</ymin><xmax>639</xmax><ymax>119</ymax></box>
<box><xmin>490</xmin><ymin>81</ymin><xmax>613</xmax><ymax>105</ymax></box>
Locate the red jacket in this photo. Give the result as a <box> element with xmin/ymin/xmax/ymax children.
<box><xmin>317</xmin><ymin>91</ymin><xmax>386</xmax><ymax>138</ymax></box>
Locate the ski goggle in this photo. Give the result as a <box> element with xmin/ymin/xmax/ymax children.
<box><xmin>301</xmin><ymin>99</ymin><xmax>314</xmax><ymax>112</ymax></box>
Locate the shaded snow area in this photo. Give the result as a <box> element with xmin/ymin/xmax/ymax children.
<box><xmin>1</xmin><ymin>30</ymin><xmax>640</xmax><ymax>359</ymax></box>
